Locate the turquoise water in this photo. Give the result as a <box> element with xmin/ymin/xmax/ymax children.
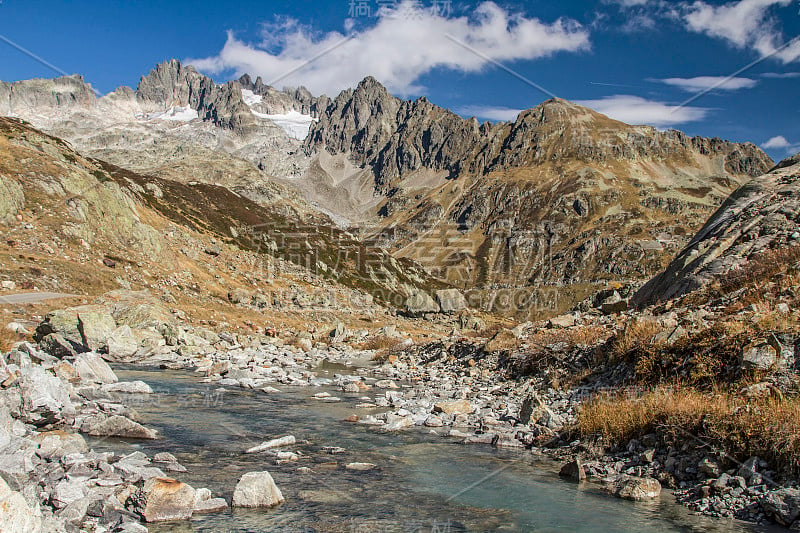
<box><xmin>89</xmin><ymin>367</ymin><xmax>776</xmax><ymax>532</ymax></box>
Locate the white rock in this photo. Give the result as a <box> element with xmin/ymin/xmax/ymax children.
<box><xmin>0</xmin><ymin>476</ymin><xmax>42</xmax><ymax>532</ymax></box>
<box><xmin>232</xmin><ymin>471</ymin><xmax>284</xmax><ymax>508</ymax></box>
<box><xmin>246</xmin><ymin>435</ymin><xmax>296</xmax><ymax>453</ymax></box>
<box><xmin>102</xmin><ymin>381</ymin><xmax>153</xmax><ymax>394</ymax></box>
<box><xmin>74</xmin><ymin>353</ymin><xmax>118</xmax><ymax>384</ymax></box>
<box><xmin>345</xmin><ymin>462</ymin><xmax>376</xmax><ymax>471</ymax></box>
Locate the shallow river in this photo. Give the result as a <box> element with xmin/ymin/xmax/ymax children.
<box><xmin>89</xmin><ymin>366</ymin><xmax>777</xmax><ymax>533</ymax></box>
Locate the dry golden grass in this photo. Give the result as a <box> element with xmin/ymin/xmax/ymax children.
<box><xmin>0</xmin><ymin>326</ymin><xmax>26</xmax><ymax>352</ymax></box>
<box><xmin>604</xmin><ymin>318</ymin><xmax>664</xmax><ymax>363</ymax></box>
<box><xmin>357</xmin><ymin>335</ymin><xmax>403</xmax><ymax>352</ymax></box>
<box><xmin>578</xmin><ymin>385</ymin><xmax>800</xmax><ymax>475</ymax></box>
<box><xmin>686</xmin><ymin>245</ymin><xmax>800</xmax><ymax>310</ymax></box>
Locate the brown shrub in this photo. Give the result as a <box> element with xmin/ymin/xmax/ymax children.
<box><xmin>578</xmin><ymin>385</ymin><xmax>800</xmax><ymax>476</ymax></box>
<box><xmin>358</xmin><ymin>335</ymin><xmax>402</xmax><ymax>352</ymax></box>
<box><xmin>605</xmin><ymin>318</ymin><xmax>664</xmax><ymax>363</ymax></box>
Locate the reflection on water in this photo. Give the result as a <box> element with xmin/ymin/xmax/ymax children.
<box><xmin>90</xmin><ymin>367</ymin><xmax>775</xmax><ymax>533</ymax></box>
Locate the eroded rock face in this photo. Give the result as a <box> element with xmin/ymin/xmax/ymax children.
<box><xmin>232</xmin><ymin>471</ymin><xmax>284</xmax><ymax>508</ymax></box>
<box><xmin>634</xmin><ymin>156</ymin><xmax>800</xmax><ymax>307</ymax></box>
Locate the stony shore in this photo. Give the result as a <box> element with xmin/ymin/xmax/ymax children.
<box><xmin>2</xmin><ymin>289</ymin><xmax>799</xmax><ymax>531</ymax></box>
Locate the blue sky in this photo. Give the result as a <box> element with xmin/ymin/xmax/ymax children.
<box><xmin>0</xmin><ymin>0</ymin><xmax>798</xmax><ymax>161</ymax></box>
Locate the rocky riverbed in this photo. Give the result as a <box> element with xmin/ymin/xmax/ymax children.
<box><xmin>0</xmin><ymin>290</ymin><xmax>798</xmax><ymax>531</ymax></box>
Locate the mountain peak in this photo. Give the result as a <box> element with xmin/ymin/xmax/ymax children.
<box><xmin>356</xmin><ymin>76</ymin><xmax>386</xmax><ymax>91</ymax></box>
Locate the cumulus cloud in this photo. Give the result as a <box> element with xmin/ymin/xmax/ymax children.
<box><xmin>187</xmin><ymin>1</ymin><xmax>590</xmax><ymax>96</ymax></box>
<box><xmin>683</xmin><ymin>0</ymin><xmax>800</xmax><ymax>62</ymax></box>
<box><xmin>575</xmin><ymin>94</ymin><xmax>710</xmax><ymax>127</ymax></box>
<box><xmin>455</xmin><ymin>105</ymin><xmax>523</xmax><ymax>122</ymax></box>
<box><xmin>762</xmin><ymin>135</ymin><xmax>800</xmax><ymax>155</ymax></box>
<box><xmin>655</xmin><ymin>76</ymin><xmax>758</xmax><ymax>92</ymax></box>
<box><xmin>763</xmin><ymin>135</ymin><xmax>791</xmax><ymax>149</ymax></box>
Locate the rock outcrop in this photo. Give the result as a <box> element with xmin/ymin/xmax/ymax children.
<box><xmin>633</xmin><ymin>154</ymin><xmax>800</xmax><ymax>307</ymax></box>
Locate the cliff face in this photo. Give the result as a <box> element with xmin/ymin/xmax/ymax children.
<box><xmin>633</xmin><ymin>155</ymin><xmax>800</xmax><ymax>307</ymax></box>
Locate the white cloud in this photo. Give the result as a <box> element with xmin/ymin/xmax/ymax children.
<box><xmin>455</xmin><ymin>105</ymin><xmax>523</xmax><ymax>122</ymax></box>
<box><xmin>575</xmin><ymin>94</ymin><xmax>710</xmax><ymax>127</ymax></box>
<box><xmin>683</xmin><ymin>0</ymin><xmax>800</xmax><ymax>62</ymax></box>
<box><xmin>187</xmin><ymin>1</ymin><xmax>590</xmax><ymax>96</ymax></box>
<box><xmin>656</xmin><ymin>75</ymin><xmax>758</xmax><ymax>92</ymax></box>
<box><xmin>761</xmin><ymin>71</ymin><xmax>800</xmax><ymax>78</ymax></box>
<box><xmin>763</xmin><ymin>135</ymin><xmax>791</xmax><ymax>149</ymax></box>
<box><xmin>762</xmin><ymin>135</ymin><xmax>800</xmax><ymax>155</ymax></box>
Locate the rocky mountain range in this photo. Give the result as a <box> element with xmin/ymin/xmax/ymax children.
<box><xmin>0</xmin><ymin>59</ymin><xmax>777</xmax><ymax>317</ymax></box>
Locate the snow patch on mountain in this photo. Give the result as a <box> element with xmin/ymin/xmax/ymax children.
<box><xmin>141</xmin><ymin>106</ymin><xmax>198</xmax><ymax>122</ymax></box>
<box><xmin>241</xmin><ymin>88</ymin><xmax>263</xmax><ymax>107</ymax></box>
<box><xmin>252</xmin><ymin>109</ymin><xmax>316</xmax><ymax>140</ymax></box>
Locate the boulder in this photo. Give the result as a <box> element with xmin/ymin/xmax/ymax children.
<box><xmin>329</xmin><ymin>322</ymin><xmax>350</xmax><ymax>343</ymax></box>
<box><xmin>104</xmin><ymin>290</ymin><xmax>176</xmax><ymax>330</ymax></box>
<box><xmin>52</xmin><ymin>478</ymin><xmax>87</xmax><ymax>508</ymax></box>
<box><xmin>405</xmin><ymin>290</ymin><xmax>439</xmax><ymax>316</ymax></box>
<box><xmin>74</xmin><ymin>353</ymin><xmax>118</xmax><ymax>384</ymax></box>
<box><xmin>603</xmin><ymin>476</ymin><xmax>661</xmax><ymax>501</ymax></box>
<box><xmin>106</xmin><ymin>326</ymin><xmax>139</xmax><ymax>362</ymax></box>
<box><xmin>762</xmin><ymin>488</ymin><xmax>800</xmax><ymax>527</ymax></box>
<box><xmin>246</xmin><ymin>435</ymin><xmax>296</xmax><ymax>453</ymax></box>
<box><xmin>345</xmin><ymin>462</ymin><xmax>376</xmax><ymax>471</ymax></box>
<box><xmin>383</xmin><ymin>414</ymin><xmax>413</xmax><ymax>431</ymax></box>
<box><xmin>113</xmin><ymin>452</ymin><xmax>166</xmax><ymax>482</ymax></box>
<box><xmin>435</xmin><ymin>289</ymin><xmax>467</xmax><ymax>313</ymax></box>
<box><xmin>38</xmin><ymin>333</ymin><xmax>78</xmax><ymax>359</ymax></box>
<box><xmin>193</xmin><ymin>497</ymin><xmax>228</xmax><ymax>514</ymax></box>
<box><xmin>559</xmin><ymin>459</ymin><xmax>586</xmax><ymax>482</ymax></box>
<box><xmin>18</xmin><ymin>366</ymin><xmax>74</xmax><ymax>426</ymax></box>
<box><xmin>232</xmin><ymin>471</ymin><xmax>284</xmax><ymax>508</ymax></box>
<box><xmin>433</xmin><ymin>400</ymin><xmax>475</xmax><ymax>415</ymax></box>
<box><xmin>548</xmin><ymin>314</ymin><xmax>577</xmax><ymax>328</ymax></box>
<box><xmin>0</xmin><ymin>476</ymin><xmax>42</xmax><ymax>532</ymax></box>
<box><xmin>77</xmin><ymin>308</ymin><xmax>117</xmax><ymax>352</ymax></box>
<box><xmin>101</xmin><ymin>381</ymin><xmax>153</xmax><ymax>394</ymax></box>
<box><xmin>132</xmin><ymin>477</ymin><xmax>196</xmax><ymax>522</ymax></box>
<box><xmin>741</xmin><ymin>340</ymin><xmax>778</xmax><ymax>371</ymax></box>
<box><xmin>87</xmin><ymin>415</ymin><xmax>157</xmax><ymax>439</ymax></box>
<box><xmin>32</xmin><ymin>430</ymin><xmax>88</xmax><ymax>459</ymax></box>
<box><xmin>34</xmin><ymin>309</ymin><xmax>83</xmax><ymax>350</ymax></box>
